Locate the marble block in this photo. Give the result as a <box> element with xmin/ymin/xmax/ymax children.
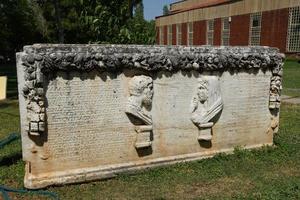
<box><xmin>16</xmin><ymin>44</ymin><xmax>284</xmax><ymax>189</ymax></box>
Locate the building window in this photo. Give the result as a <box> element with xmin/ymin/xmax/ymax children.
<box><xmin>207</xmin><ymin>20</ymin><xmax>214</xmax><ymax>45</ymax></box>
<box><xmin>249</xmin><ymin>13</ymin><xmax>262</xmax><ymax>46</ymax></box>
<box><xmin>167</xmin><ymin>25</ymin><xmax>172</xmax><ymax>45</ymax></box>
<box><xmin>176</xmin><ymin>24</ymin><xmax>182</xmax><ymax>45</ymax></box>
<box><xmin>159</xmin><ymin>27</ymin><xmax>164</xmax><ymax>45</ymax></box>
<box><xmin>187</xmin><ymin>22</ymin><xmax>193</xmax><ymax>46</ymax></box>
<box><xmin>287</xmin><ymin>7</ymin><xmax>300</xmax><ymax>52</ymax></box>
<box><xmin>221</xmin><ymin>18</ymin><xmax>230</xmax><ymax>46</ymax></box>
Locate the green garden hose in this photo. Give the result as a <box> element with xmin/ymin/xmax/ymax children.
<box><xmin>0</xmin><ymin>185</ymin><xmax>59</xmax><ymax>200</ymax></box>
<box><xmin>0</xmin><ymin>133</ymin><xmax>59</xmax><ymax>200</ymax></box>
<box><xmin>0</xmin><ymin>132</ymin><xmax>19</xmax><ymax>149</ymax></box>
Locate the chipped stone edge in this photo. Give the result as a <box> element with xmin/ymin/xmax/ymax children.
<box><xmin>24</xmin><ymin>142</ymin><xmax>273</xmax><ymax>189</ymax></box>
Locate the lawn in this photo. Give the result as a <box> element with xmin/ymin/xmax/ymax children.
<box><xmin>282</xmin><ymin>59</ymin><xmax>300</xmax><ymax>97</ymax></box>
<box><xmin>0</xmin><ymin>60</ymin><xmax>299</xmax><ymax>199</ymax></box>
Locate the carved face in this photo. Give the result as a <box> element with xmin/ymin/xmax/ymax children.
<box><xmin>197</xmin><ymin>86</ymin><xmax>208</xmax><ymax>103</ymax></box>
<box><xmin>142</xmin><ymin>82</ymin><xmax>153</xmax><ymax>106</ymax></box>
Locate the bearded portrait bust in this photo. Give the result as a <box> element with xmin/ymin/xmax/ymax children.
<box><xmin>125</xmin><ymin>75</ymin><xmax>154</xmax><ymax>149</ymax></box>
<box><xmin>125</xmin><ymin>75</ymin><xmax>153</xmax><ymax>125</ymax></box>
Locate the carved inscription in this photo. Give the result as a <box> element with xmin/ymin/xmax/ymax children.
<box><xmin>214</xmin><ymin>71</ymin><xmax>272</xmax><ymax>145</ymax></box>
<box><xmin>45</xmin><ymin>71</ymin><xmax>132</xmax><ymax>164</ymax></box>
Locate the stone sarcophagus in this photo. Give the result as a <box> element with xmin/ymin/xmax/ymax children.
<box><xmin>16</xmin><ymin>45</ymin><xmax>284</xmax><ymax>189</ymax></box>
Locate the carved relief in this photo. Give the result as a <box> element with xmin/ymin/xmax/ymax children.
<box><xmin>17</xmin><ymin>45</ymin><xmax>286</xmax><ymax>189</ymax></box>
<box><xmin>20</xmin><ymin>46</ymin><xmax>284</xmax><ymax>141</ymax></box>
<box><xmin>21</xmin><ymin>55</ymin><xmax>45</xmax><ymax>136</ymax></box>
<box><xmin>190</xmin><ymin>76</ymin><xmax>223</xmax><ymax>141</ymax></box>
<box><xmin>269</xmin><ymin>60</ymin><xmax>283</xmax><ymax>110</ymax></box>
<box><xmin>125</xmin><ymin>75</ymin><xmax>153</xmax><ymax>149</ymax></box>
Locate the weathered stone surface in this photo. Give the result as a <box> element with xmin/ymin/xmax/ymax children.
<box><xmin>16</xmin><ymin>45</ymin><xmax>284</xmax><ymax>189</ymax></box>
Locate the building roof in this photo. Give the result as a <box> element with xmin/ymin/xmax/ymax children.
<box><xmin>156</xmin><ymin>0</ymin><xmax>237</xmax><ymax>19</ymax></box>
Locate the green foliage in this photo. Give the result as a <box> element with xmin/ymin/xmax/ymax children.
<box><xmin>37</xmin><ymin>0</ymin><xmax>155</xmax><ymax>44</ymax></box>
<box><xmin>79</xmin><ymin>0</ymin><xmax>130</xmax><ymax>43</ymax></box>
<box><xmin>38</xmin><ymin>0</ymin><xmax>93</xmax><ymax>43</ymax></box>
<box><xmin>0</xmin><ymin>0</ymin><xmax>46</xmax><ymax>61</ymax></box>
<box><xmin>163</xmin><ymin>5</ymin><xmax>169</xmax><ymax>15</ymax></box>
<box><xmin>117</xmin><ymin>2</ymin><xmax>155</xmax><ymax>45</ymax></box>
<box><xmin>80</xmin><ymin>0</ymin><xmax>155</xmax><ymax>44</ymax></box>
<box><xmin>0</xmin><ymin>0</ymin><xmax>156</xmax><ymax>61</ymax></box>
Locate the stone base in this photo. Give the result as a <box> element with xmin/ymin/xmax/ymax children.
<box><xmin>135</xmin><ymin>125</ymin><xmax>152</xmax><ymax>149</ymax></box>
<box><xmin>198</xmin><ymin>122</ymin><xmax>214</xmax><ymax>141</ymax></box>
<box><xmin>24</xmin><ymin>143</ymin><xmax>272</xmax><ymax>189</ymax></box>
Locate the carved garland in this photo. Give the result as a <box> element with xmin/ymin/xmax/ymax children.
<box><xmin>20</xmin><ymin>47</ymin><xmax>284</xmax><ymax>135</ymax></box>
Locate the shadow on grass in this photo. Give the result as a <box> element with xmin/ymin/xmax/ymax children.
<box><xmin>0</xmin><ymin>102</ymin><xmax>11</xmax><ymax>109</ymax></box>
<box><xmin>0</xmin><ymin>100</ymin><xmax>18</xmax><ymax>109</ymax></box>
<box><xmin>0</xmin><ymin>111</ymin><xmax>19</xmax><ymax>118</ymax></box>
<box><xmin>0</xmin><ymin>152</ymin><xmax>22</xmax><ymax>166</ymax></box>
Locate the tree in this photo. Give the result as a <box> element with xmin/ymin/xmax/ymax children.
<box><xmin>79</xmin><ymin>0</ymin><xmax>155</xmax><ymax>44</ymax></box>
<box><xmin>117</xmin><ymin>1</ymin><xmax>155</xmax><ymax>44</ymax></box>
<box><xmin>38</xmin><ymin>0</ymin><xmax>91</xmax><ymax>43</ymax></box>
<box><xmin>79</xmin><ymin>0</ymin><xmax>130</xmax><ymax>43</ymax></box>
<box><xmin>134</xmin><ymin>1</ymin><xmax>144</xmax><ymax>20</ymax></box>
<box><xmin>53</xmin><ymin>0</ymin><xmax>64</xmax><ymax>43</ymax></box>
<box><xmin>128</xmin><ymin>0</ymin><xmax>142</xmax><ymax>18</ymax></box>
<box><xmin>0</xmin><ymin>0</ymin><xmax>46</xmax><ymax>62</ymax></box>
<box><xmin>0</xmin><ymin>0</ymin><xmax>156</xmax><ymax>61</ymax></box>
<box><xmin>163</xmin><ymin>5</ymin><xmax>169</xmax><ymax>15</ymax></box>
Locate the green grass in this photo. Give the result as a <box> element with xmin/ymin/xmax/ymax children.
<box><xmin>282</xmin><ymin>59</ymin><xmax>300</xmax><ymax>97</ymax></box>
<box><xmin>0</xmin><ymin>101</ymin><xmax>299</xmax><ymax>199</ymax></box>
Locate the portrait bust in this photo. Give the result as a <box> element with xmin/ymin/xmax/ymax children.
<box><xmin>125</xmin><ymin>75</ymin><xmax>153</xmax><ymax>125</ymax></box>
<box><xmin>191</xmin><ymin>77</ymin><xmax>223</xmax><ymax>141</ymax></box>
<box><xmin>125</xmin><ymin>75</ymin><xmax>154</xmax><ymax>149</ymax></box>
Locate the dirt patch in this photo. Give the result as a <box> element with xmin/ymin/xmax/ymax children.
<box><xmin>281</xmin><ymin>95</ymin><xmax>300</xmax><ymax>104</ymax></box>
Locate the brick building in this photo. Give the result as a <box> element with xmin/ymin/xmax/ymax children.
<box><xmin>155</xmin><ymin>0</ymin><xmax>300</xmax><ymax>53</ymax></box>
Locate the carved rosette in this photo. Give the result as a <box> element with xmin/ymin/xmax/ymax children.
<box><xmin>20</xmin><ymin>45</ymin><xmax>284</xmax><ymax>137</ymax></box>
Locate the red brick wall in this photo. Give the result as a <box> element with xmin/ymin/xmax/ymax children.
<box><xmin>230</xmin><ymin>14</ymin><xmax>250</xmax><ymax>46</ymax></box>
<box><xmin>193</xmin><ymin>20</ymin><xmax>207</xmax><ymax>45</ymax></box>
<box><xmin>172</xmin><ymin>24</ymin><xmax>177</xmax><ymax>45</ymax></box>
<box><xmin>163</xmin><ymin>26</ymin><xmax>168</xmax><ymax>45</ymax></box>
<box><xmin>214</xmin><ymin>18</ymin><xmax>221</xmax><ymax>45</ymax></box>
<box><xmin>261</xmin><ymin>8</ymin><xmax>289</xmax><ymax>52</ymax></box>
<box><xmin>200</xmin><ymin>20</ymin><xmax>207</xmax><ymax>45</ymax></box>
<box><xmin>182</xmin><ymin>23</ymin><xmax>187</xmax><ymax>45</ymax></box>
<box><xmin>156</xmin><ymin>27</ymin><xmax>160</xmax><ymax>44</ymax></box>
<box><xmin>193</xmin><ymin>21</ymin><xmax>200</xmax><ymax>45</ymax></box>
